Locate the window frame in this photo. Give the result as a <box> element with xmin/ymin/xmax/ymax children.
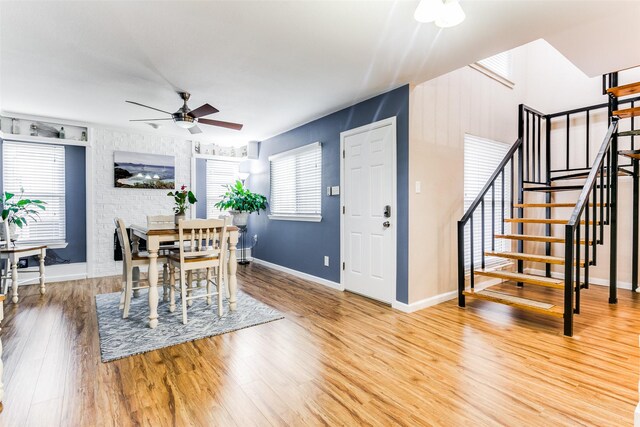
<box><xmin>470</xmin><ymin>51</ymin><xmax>515</xmax><ymax>89</ymax></box>
<box><xmin>268</xmin><ymin>142</ymin><xmax>322</xmax><ymax>223</ymax></box>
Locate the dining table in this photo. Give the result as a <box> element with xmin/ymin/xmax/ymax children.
<box><xmin>129</xmin><ymin>224</ymin><xmax>239</xmax><ymax>329</ymax></box>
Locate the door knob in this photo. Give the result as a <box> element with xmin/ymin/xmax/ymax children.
<box><xmin>383</xmin><ymin>221</ymin><xmax>390</xmax><ymax>228</ymax></box>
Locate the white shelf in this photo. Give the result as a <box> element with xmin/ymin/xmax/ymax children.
<box><xmin>0</xmin><ymin>132</ymin><xmax>89</xmax><ymax>146</ymax></box>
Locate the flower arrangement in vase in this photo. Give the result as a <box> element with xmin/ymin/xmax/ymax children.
<box><xmin>167</xmin><ymin>185</ymin><xmax>197</xmax><ymax>224</ymax></box>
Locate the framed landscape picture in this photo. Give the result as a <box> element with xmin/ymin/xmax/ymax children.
<box><xmin>114</xmin><ymin>151</ymin><xmax>175</xmax><ymax>189</ymax></box>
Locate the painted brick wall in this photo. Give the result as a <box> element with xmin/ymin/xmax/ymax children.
<box><xmin>90</xmin><ymin>128</ymin><xmax>192</xmax><ymax>277</ymax></box>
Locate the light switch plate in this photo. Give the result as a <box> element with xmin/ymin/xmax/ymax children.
<box><xmin>331</xmin><ymin>186</ymin><xmax>340</xmax><ymax>196</ymax></box>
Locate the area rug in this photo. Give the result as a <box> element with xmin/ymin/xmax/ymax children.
<box><xmin>95</xmin><ymin>288</ymin><xmax>284</xmax><ymax>362</ymax></box>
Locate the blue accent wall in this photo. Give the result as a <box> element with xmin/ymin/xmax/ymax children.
<box><xmin>0</xmin><ymin>139</ymin><xmax>87</xmax><ymax>263</ymax></box>
<box><xmin>195</xmin><ymin>158</ymin><xmax>207</xmax><ymax>218</ymax></box>
<box><xmin>248</xmin><ymin>85</ymin><xmax>409</xmax><ymax>303</ymax></box>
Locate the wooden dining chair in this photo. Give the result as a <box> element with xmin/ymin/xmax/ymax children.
<box><xmin>167</xmin><ymin>218</ymin><xmax>228</xmax><ymax>324</ymax></box>
<box><xmin>114</xmin><ymin>218</ymin><xmax>168</xmax><ymax>318</ymax></box>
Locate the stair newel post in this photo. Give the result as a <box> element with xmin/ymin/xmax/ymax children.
<box><xmin>457</xmin><ymin>221</ymin><xmax>466</xmax><ymax>307</ymax></box>
<box><xmin>545</xmin><ymin>115</ymin><xmax>552</xmax><ymax>278</ymax></box>
<box><xmin>609</xmin><ymin>72</ymin><xmax>619</xmax><ymax>303</ymax></box>
<box><xmin>517</xmin><ymin>106</ymin><xmax>525</xmax><ymax>286</ymax></box>
<box><xmin>564</xmin><ymin>224</ymin><xmax>574</xmax><ymax>337</ymax></box>
<box><xmin>633</xmin><ymin>159</ymin><xmax>639</xmax><ymax>292</ymax></box>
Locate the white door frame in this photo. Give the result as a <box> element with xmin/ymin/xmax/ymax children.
<box><xmin>339</xmin><ymin>116</ymin><xmax>397</xmax><ymax>303</ymax></box>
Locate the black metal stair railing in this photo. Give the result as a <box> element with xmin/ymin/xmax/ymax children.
<box><xmin>562</xmin><ymin>121</ymin><xmax>618</xmax><ymax>336</ymax></box>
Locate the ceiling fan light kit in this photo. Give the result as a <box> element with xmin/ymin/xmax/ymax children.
<box><xmin>414</xmin><ymin>0</ymin><xmax>465</xmax><ymax>28</ymax></box>
<box><xmin>126</xmin><ymin>91</ymin><xmax>243</xmax><ymax>134</ymax></box>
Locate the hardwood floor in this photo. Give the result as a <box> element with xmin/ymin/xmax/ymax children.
<box><xmin>0</xmin><ymin>263</ymin><xmax>638</xmax><ymax>426</ymax></box>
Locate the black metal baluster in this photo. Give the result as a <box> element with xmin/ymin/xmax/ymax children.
<box><xmin>575</xmin><ymin>221</ymin><xmax>581</xmax><ymax>314</ymax></box>
<box><xmin>585</xmin><ymin>191</ymin><xmax>590</xmax><ymax>290</ymax></box>
<box><xmin>481</xmin><ymin>201</ymin><xmax>485</xmax><ymax>269</ymax></box>
<box><xmin>600</xmin><ymin>160</ymin><xmax>605</xmax><ymax>244</ymax></box>
<box><xmin>470</xmin><ymin>216</ymin><xmax>475</xmax><ymax>289</ymax></box>
<box><xmin>491</xmin><ymin>185</ymin><xmax>495</xmax><ymax>251</ymax></box>
<box><xmin>586</xmin><ymin>110</ymin><xmax>590</xmax><ymax>168</ymax></box>
<box><xmin>592</xmin><ymin>188</ymin><xmax>597</xmax><ymax>264</ymax></box>
<box><xmin>526</xmin><ymin>112</ymin><xmax>530</xmax><ymax>181</ymax></box>
<box><xmin>537</xmin><ymin>114</ymin><xmax>542</xmax><ymax>182</ymax></box>
<box><xmin>501</xmin><ymin>170</ymin><xmax>505</xmax><ymax>234</ymax></box>
<box><xmin>532</xmin><ymin>114</ymin><xmax>536</xmax><ymax>181</ymax></box>
<box><xmin>632</xmin><ymin>100</ymin><xmax>636</xmax><ymax>151</ymax></box>
<box><xmin>566</xmin><ymin>114</ymin><xmax>570</xmax><ymax>171</ymax></box>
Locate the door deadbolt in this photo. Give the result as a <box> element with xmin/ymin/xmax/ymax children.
<box><xmin>384</xmin><ymin>205</ymin><xmax>391</xmax><ymax>218</ymax></box>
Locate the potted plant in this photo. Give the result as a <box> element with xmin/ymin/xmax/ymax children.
<box><xmin>167</xmin><ymin>185</ymin><xmax>197</xmax><ymax>224</ymax></box>
<box><xmin>1</xmin><ymin>189</ymin><xmax>46</xmax><ymax>242</ymax></box>
<box><xmin>214</xmin><ymin>180</ymin><xmax>267</xmax><ymax>227</ymax></box>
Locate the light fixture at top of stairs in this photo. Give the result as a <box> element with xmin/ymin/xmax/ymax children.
<box><xmin>414</xmin><ymin>0</ymin><xmax>465</xmax><ymax>28</ymax></box>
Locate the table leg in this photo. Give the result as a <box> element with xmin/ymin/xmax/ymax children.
<box><xmin>148</xmin><ymin>248</ymin><xmax>159</xmax><ymax>329</ymax></box>
<box><xmin>228</xmin><ymin>232</ymin><xmax>238</xmax><ymax>311</ymax></box>
<box><xmin>10</xmin><ymin>258</ymin><xmax>18</xmax><ymax>304</ymax></box>
<box><xmin>39</xmin><ymin>249</ymin><xmax>46</xmax><ymax>295</ymax></box>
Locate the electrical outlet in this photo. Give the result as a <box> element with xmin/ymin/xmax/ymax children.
<box><xmin>324</xmin><ymin>256</ymin><xmax>329</xmax><ymax>267</ymax></box>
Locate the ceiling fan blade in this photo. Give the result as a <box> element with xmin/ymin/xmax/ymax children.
<box><xmin>188</xmin><ymin>125</ymin><xmax>203</xmax><ymax>134</ymax></box>
<box><xmin>129</xmin><ymin>118</ymin><xmax>173</xmax><ymax>122</ymax></box>
<box><xmin>125</xmin><ymin>100</ymin><xmax>172</xmax><ymax>115</ymax></box>
<box><xmin>198</xmin><ymin>118</ymin><xmax>243</xmax><ymax>131</ymax></box>
<box><xmin>188</xmin><ymin>103</ymin><xmax>219</xmax><ymax>118</ymax></box>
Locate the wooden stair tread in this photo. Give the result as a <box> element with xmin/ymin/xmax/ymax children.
<box><xmin>475</xmin><ymin>269</ymin><xmax>563</xmax><ymax>289</ymax></box>
<box><xmin>513</xmin><ymin>203</ymin><xmax>606</xmax><ymax>208</ymax></box>
<box><xmin>618</xmin><ymin>130</ymin><xmax>640</xmax><ymax>138</ymax></box>
<box><xmin>505</xmin><ymin>218</ymin><xmax>599</xmax><ymax>225</ymax></box>
<box><xmin>607</xmin><ymin>81</ymin><xmax>640</xmax><ymax>98</ymax></box>
<box><xmin>463</xmin><ymin>289</ymin><xmax>563</xmax><ymax>317</ymax></box>
<box><xmin>619</xmin><ymin>149</ymin><xmax>640</xmax><ymax>160</ymax></box>
<box><xmin>495</xmin><ymin>234</ymin><xmax>592</xmax><ymax>245</ymax></box>
<box><xmin>485</xmin><ymin>251</ymin><xmax>585</xmax><ymax>267</ymax></box>
<box><xmin>613</xmin><ymin>107</ymin><xmax>640</xmax><ymax>119</ymax></box>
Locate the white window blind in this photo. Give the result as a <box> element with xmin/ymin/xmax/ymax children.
<box><xmin>464</xmin><ymin>134</ymin><xmax>511</xmax><ymax>270</ymax></box>
<box><xmin>2</xmin><ymin>141</ymin><xmax>66</xmax><ymax>244</ymax></box>
<box><xmin>206</xmin><ymin>159</ymin><xmax>240</xmax><ymax>218</ymax></box>
<box><xmin>269</xmin><ymin>142</ymin><xmax>322</xmax><ymax>221</ymax></box>
<box><xmin>473</xmin><ymin>51</ymin><xmax>514</xmax><ymax>87</ymax></box>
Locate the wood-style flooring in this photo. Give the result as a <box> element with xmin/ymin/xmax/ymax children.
<box><xmin>0</xmin><ymin>263</ymin><xmax>638</xmax><ymax>426</ymax></box>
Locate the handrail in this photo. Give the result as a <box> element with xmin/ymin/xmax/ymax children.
<box><xmin>460</xmin><ymin>137</ymin><xmax>522</xmax><ymax>224</ymax></box>
<box><xmin>567</xmin><ymin>121</ymin><xmax>619</xmax><ymax>227</ymax></box>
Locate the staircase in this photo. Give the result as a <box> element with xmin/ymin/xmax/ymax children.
<box><xmin>458</xmin><ymin>69</ymin><xmax>640</xmax><ymax>336</ymax></box>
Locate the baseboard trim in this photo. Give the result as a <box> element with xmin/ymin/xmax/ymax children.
<box><xmin>392</xmin><ymin>290</ymin><xmax>458</xmax><ymax>313</ymax></box>
<box><xmin>525</xmin><ymin>268</ymin><xmax>637</xmax><ymax>291</ymax></box>
<box><xmin>16</xmin><ymin>262</ymin><xmax>87</xmax><ymax>284</ymax></box>
<box><xmin>251</xmin><ymin>258</ymin><xmax>344</xmax><ymax>291</ymax></box>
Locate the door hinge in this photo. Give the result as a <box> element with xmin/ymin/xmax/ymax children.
<box><xmin>342</xmin><ymin>262</ymin><xmax>345</xmax><ymax>270</ymax></box>
<box><xmin>342</xmin><ymin>149</ymin><xmax>345</xmax><ymax>159</ymax></box>
<box><xmin>342</xmin><ymin>206</ymin><xmax>345</xmax><ymax>214</ymax></box>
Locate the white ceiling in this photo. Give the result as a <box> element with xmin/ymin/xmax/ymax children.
<box><xmin>0</xmin><ymin>0</ymin><xmax>638</xmax><ymax>145</ymax></box>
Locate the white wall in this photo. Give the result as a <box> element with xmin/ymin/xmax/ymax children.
<box><xmin>408</xmin><ymin>38</ymin><xmax>640</xmax><ymax>303</ymax></box>
<box><xmin>89</xmin><ymin>128</ymin><xmax>193</xmax><ymax>277</ymax></box>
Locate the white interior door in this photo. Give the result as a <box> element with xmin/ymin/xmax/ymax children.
<box><xmin>341</xmin><ymin>119</ymin><xmax>396</xmax><ymax>303</ymax></box>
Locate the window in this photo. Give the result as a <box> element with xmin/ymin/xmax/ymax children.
<box><xmin>269</xmin><ymin>142</ymin><xmax>322</xmax><ymax>222</ymax></box>
<box><xmin>471</xmin><ymin>51</ymin><xmax>514</xmax><ymax>88</ymax></box>
<box><xmin>206</xmin><ymin>159</ymin><xmax>240</xmax><ymax>218</ymax></box>
<box><xmin>464</xmin><ymin>134</ymin><xmax>511</xmax><ymax>269</ymax></box>
<box><xmin>2</xmin><ymin>141</ymin><xmax>66</xmax><ymax>244</ymax></box>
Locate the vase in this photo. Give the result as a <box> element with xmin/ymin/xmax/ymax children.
<box><xmin>231</xmin><ymin>211</ymin><xmax>250</xmax><ymax>227</ymax></box>
<box><xmin>8</xmin><ymin>223</ymin><xmax>20</xmax><ymax>242</ymax></box>
<box><xmin>175</xmin><ymin>213</ymin><xmax>186</xmax><ymax>225</ymax></box>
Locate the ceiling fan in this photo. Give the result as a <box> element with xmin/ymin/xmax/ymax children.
<box><xmin>126</xmin><ymin>92</ymin><xmax>243</xmax><ymax>134</ymax></box>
